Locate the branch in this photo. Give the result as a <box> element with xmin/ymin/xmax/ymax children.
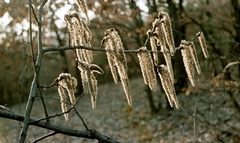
<box><xmin>0</xmin><ymin>111</ymin><xmax>120</xmax><ymax>143</ymax></box>
<box><xmin>42</xmin><ymin>45</ymin><xmax>182</xmax><ymax>54</ymax></box>
<box><xmin>32</xmin><ymin>131</ymin><xmax>57</xmax><ymax>143</ymax></box>
<box><xmin>19</xmin><ymin>0</ymin><xmax>48</xmax><ymax>142</ymax></box>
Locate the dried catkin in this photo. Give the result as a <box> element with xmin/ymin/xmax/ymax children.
<box><xmin>162</xmin><ymin>48</ymin><xmax>175</xmax><ymax>84</ymax></box>
<box><xmin>58</xmin><ymin>86</ymin><xmax>69</xmax><ymax>121</ymax></box>
<box><xmin>149</xmin><ymin>36</ymin><xmax>159</xmax><ymax>65</ymax></box>
<box><xmin>76</xmin><ymin>0</ymin><xmax>90</xmax><ymax>24</ymax></box>
<box><xmin>157</xmin><ymin>65</ymin><xmax>179</xmax><ymax>109</ymax></box>
<box><xmin>137</xmin><ymin>47</ymin><xmax>157</xmax><ymax>92</ymax></box>
<box><xmin>65</xmin><ymin>13</ymin><xmax>93</xmax><ymax>64</ymax></box>
<box><xmin>64</xmin><ymin>14</ymin><xmax>75</xmax><ymax>46</ymax></box>
<box><xmin>189</xmin><ymin>41</ymin><xmax>201</xmax><ymax>74</ymax></box>
<box><xmin>102</xmin><ymin>28</ymin><xmax>132</xmax><ymax>106</ymax></box>
<box><xmin>78</xmin><ymin>62</ymin><xmax>101</xmax><ymax>109</ymax></box>
<box><xmin>56</xmin><ymin>73</ymin><xmax>78</xmax><ymax>121</ymax></box>
<box><xmin>104</xmin><ymin>37</ymin><xmax>119</xmax><ymax>83</ymax></box>
<box><xmin>180</xmin><ymin>41</ymin><xmax>196</xmax><ymax>87</ymax></box>
<box><xmin>158</xmin><ymin>11</ymin><xmax>175</xmax><ymax>56</ymax></box>
<box><xmin>197</xmin><ymin>32</ymin><xmax>209</xmax><ymax>58</ymax></box>
<box><xmin>152</xmin><ymin>19</ymin><xmax>166</xmax><ymax>51</ymax></box>
<box><xmin>57</xmin><ymin>73</ymin><xmax>78</xmax><ymax>106</ymax></box>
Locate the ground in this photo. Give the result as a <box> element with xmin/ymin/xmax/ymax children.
<box><xmin>0</xmin><ymin>77</ymin><xmax>239</xmax><ymax>143</ymax></box>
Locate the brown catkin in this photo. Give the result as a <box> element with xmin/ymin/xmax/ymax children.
<box><xmin>180</xmin><ymin>41</ymin><xmax>196</xmax><ymax>87</ymax></box>
<box><xmin>162</xmin><ymin>48</ymin><xmax>175</xmax><ymax>84</ymax></box>
<box><xmin>121</xmin><ymin>77</ymin><xmax>132</xmax><ymax>106</ymax></box>
<box><xmin>157</xmin><ymin>65</ymin><xmax>179</xmax><ymax>108</ymax></box>
<box><xmin>137</xmin><ymin>47</ymin><xmax>157</xmax><ymax>92</ymax></box>
<box><xmin>57</xmin><ymin>86</ymin><xmax>69</xmax><ymax>121</ymax></box>
<box><xmin>57</xmin><ymin>73</ymin><xmax>78</xmax><ymax>106</ymax></box>
<box><xmin>104</xmin><ymin>37</ymin><xmax>119</xmax><ymax>83</ymax></box>
<box><xmin>102</xmin><ymin>28</ymin><xmax>132</xmax><ymax>106</ymax></box>
<box><xmin>189</xmin><ymin>41</ymin><xmax>201</xmax><ymax>74</ymax></box>
<box><xmin>76</xmin><ymin>0</ymin><xmax>90</xmax><ymax>24</ymax></box>
<box><xmin>158</xmin><ymin>11</ymin><xmax>175</xmax><ymax>56</ymax></box>
<box><xmin>152</xmin><ymin>19</ymin><xmax>166</xmax><ymax>51</ymax></box>
<box><xmin>197</xmin><ymin>32</ymin><xmax>209</xmax><ymax>58</ymax></box>
<box><xmin>149</xmin><ymin>36</ymin><xmax>159</xmax><ymax>65</ymax></box>
<box><xmin>89</xmin><ymin>71</ymin><xmax>98</xmax><ymax>109</ymax></box>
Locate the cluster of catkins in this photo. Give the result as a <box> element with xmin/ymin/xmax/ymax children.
<box><xmin>56</xmin><ymin>0</ymin><xmax>209</xmax><ymax>120</ymax></box>
<box><xmin>137</xmin><ymin>11</ymin><xmax>208</xmax><ymax>109</ymax></box>
<box><xmin>56</xmin><ymin>0</ymin><xmax>104</xmax><ymax>121</ymax></box>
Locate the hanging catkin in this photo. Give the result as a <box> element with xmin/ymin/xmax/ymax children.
<box><xmin>56</xmin><ymin>73</ymin><xmax>78</xmax><ymax>121</ymax></box>
<box><xmin>188</xmin><ymin>41</ymin><xmax>201</xmax><ymax>74</ymax></box>
<box><xmin>102</xmin><ymin>28</ymin><xmax>132</xmax><ymax>106</ymax></box>
<box><xmin>149</xmin><ymin>35</ymin><xmax>159</xmax><ymax>66</ymax></box>
<box><xmin>158</xmin><ymin>11</ymin><xmax>175</xmax><ymax>56</ymax></box>
<box><xmin>157</xmin><ymin>65</ymin><xmax>179</xmax><ymax>108</ymax></box>
<box><xmin>180</xmin><ymin>41</ymin><xmax>196</xmax><ymax>87</ymax></box>
<box><xmin>150</xmin><ymin>18</ymin><xmax>174</xmax><ymax>83</ymax></box>
<box><xmin>137</xmin><ymin>47</ymin><xmax>157</xmax><ymax>92</ymax></box>
<box><xmin>58</xmin><ymin>86</ymin><xmax>69</xmax><ymax>121</ymax></box>
<box><xmin>77</xmin><ymin>62</ymin><xmax>101</xmax><ymax>109</ymax></box>
<box><xmin>197</xmin><ymin>32</ymin><xmax>209</xmax><ymax>58</ymax></box>
<box><xmin>76</xmin><ymin>0</ymin><xmax>90</xmax><ymax>24</ymax></box>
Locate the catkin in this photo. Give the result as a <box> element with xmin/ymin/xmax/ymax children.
<box><xmin>149</xmin><ymin>35</ymin><xmax>159</xmax><ymax>65</ymax></box>
<box><xmin>78</xmin><ymin>62</ymin><xmax>100</xmax><ymax>109</ymax></box>
<box><xmin>65</xmin><ymin>13</ymin><xmax>93</xmax><ymax>64</ymax></box>
<box><xmin>102</xmin><ymin>28</ymin><xmax>132</xmax><ymax>106</ymax></box>
<box><xmin>189</xmin><ymin>41</ymin><xmax>201</xmax><ymax>74</ymax></box>
<box><xmin>158</xmin><ymin>11</ymin><xmax>175</xmax><ymax>56</ymax></box>
<box><xmin>180</xmin><ymin>41</ymin><xmax>196</xmax><ymax>87</ymax></box>
<box><xmin>58</xmin><ymin>86</ymin><xmax>69</xmax><ymax>121</ymax></box>
<box><xmin>152</xmin><ymin>19</ymin><xmax>166</xmax><ymax>51</ymax></box>
<box><xmin>56</xmin><ymin>73</ymin><xmax>78</xmax><ymax>121</ymax></box>
<box><xmin>197</xmin><ymin>32</ymin><xmax>209</xmax><ymax>58</ymax></box>
<box><xmin>76</xmin><ymin>0</ymin><xmax>90</xmax><ymax>24</ymax></box>
<box><xmin>137</xmin><ymin>47</ymin><xmax>157</xmax><ymax>92</ymax></box>
<box><xmin>162</xmin><ymin>48</ymin><xmax>175</xmax><ymax>84</ymax></box>
<box><xmin>157</xmin><ymin>65</ymin><xmax>179</xmax><ymax>109</ymax></box>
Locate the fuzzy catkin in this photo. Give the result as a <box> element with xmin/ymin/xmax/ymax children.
<box><xmin>102</xmin><ymin>28</ymin><xmax>132</xmax><ymax>106</ymax></box>
<box><xmin>197</xmin><ymin>32</ymin><xmax>209</xmax><ymax>58</ymax></box>
<box><xmin>104</xmin><ymin>37</ymin><xmax>119</xmax><ymax>83</ymax></box>
<box><xmin>149</xmin><ymin>36</ymin><xmax>159</xmax><ymax>65</ymax></box>
<box><xmin>78</xmin><ymin>62</ymin><xmax>100</xmax><ymax>109</ymax></box>
<box><xmin>158</xmin><ymin>11</ymin><xmax>175</xmax><ymax>56</ymax></box>
<box><xmin>162</xmin><ymin>48</ymin><xmax>175</xmax><ymax>84</ymax></box>
<box><xmin>158</xmin><ymin>65</ymin><xmax>179</xmax><ymax>108</ymax></box>
<box><xmin>137</xmin><ymin>47</ymin><xmax>157</xmax><ymax>92</ymax></box>
<box><xmin>189</xmin><ymin>41</ymin><xmax>201</xmax><ymax>74</ymax></box>
<box><xmin>180</xmin><ymin>43</ymin><xmax>196</xmax><ymax>87</ymax></box>
<box><xmin>58</xmin><ymin>86</ymin><xmax>69</xmax><ymax>121</ymax></box>
<box><xmin>76</xmin><ymin>0</ymin><xmax>90</xmax><ymax>24</ymax></box>
<box><xmin>152</xmin><ymin>19</ymin><xmax>166</xmax><ymax>51</ymax></box>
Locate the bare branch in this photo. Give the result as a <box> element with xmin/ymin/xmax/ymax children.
<box><xmin>0</xmin><ymin>111</ymin><xmax>120</xmax><ymax>143</ymax></box>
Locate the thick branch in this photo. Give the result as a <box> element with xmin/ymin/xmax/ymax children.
<box><xmin>0</xmin><ymin>111</ymin><xmax>120</xmax><ymax>143</ymax></box>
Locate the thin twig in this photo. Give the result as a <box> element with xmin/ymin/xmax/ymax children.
<box><xmin>31</xmin><ymin>93</ymin><xmax>84</xmax><ymax>123</ymax></box>
<box><xmin>73</xmin><ymin>107</ymin><xmax>89</xmax><ymax>130</ymax></box>
<box><xmin>32</xmin><ymin>131</ymin><xmax>57</xmax><ymax>143</ymax></box>
<box><xmin>38</xmin><ymin>89</ymin><xmax>49</xmax><ymax>122</ymax></box>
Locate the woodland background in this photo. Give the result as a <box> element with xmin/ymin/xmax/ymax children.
<box><xmin>0</xmin><ymin>0</ymin><xmax>239</xmax><ymax>142</ymax></box>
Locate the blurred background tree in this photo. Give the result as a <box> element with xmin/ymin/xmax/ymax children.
<box><xmin>0</xmin><ymin>0</ymin><xmax>239</xmax><ymax>108</ymax></box>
